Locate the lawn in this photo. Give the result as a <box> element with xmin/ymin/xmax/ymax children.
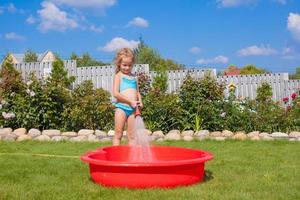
<box><xmin>0</xmin><ymin>140</ymin><xmax>299</xmax><ymax>200</ymax></box>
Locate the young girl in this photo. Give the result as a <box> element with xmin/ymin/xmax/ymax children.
<box><xmin>112</xmin><ymin>48</ymin><xmax>143</xmax><ymax>145</ymax></box>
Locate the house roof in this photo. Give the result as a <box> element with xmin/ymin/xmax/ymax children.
<box><xmin>224</xmin><ymin>66</ymin><xmax>241</xmax><ymax>75</ymax></box>
<box><xmin>10</xmin><ymin>51</ymin><xmax>51</xmax><ymax>62</ymax></box>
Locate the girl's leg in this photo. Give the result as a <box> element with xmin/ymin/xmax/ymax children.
<box><xmin>127</xmin><ymin>114</ymin><xmax>136</xmax><ymax>145</ymax></box>
<box><xmin>113</xmin><ymin>109</ymin><xmax>126</xmax><ymax>146</ymax></box>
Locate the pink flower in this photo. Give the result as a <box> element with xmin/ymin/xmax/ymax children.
<box><xmin>291</xmin><ymin>93</ymin><xmax>297</xmax><ymax>100</ymax></box>
<box><xmin>282</xmin><ymin>97</ymin><xmax>289</xmax><ymax>103</ymax></box>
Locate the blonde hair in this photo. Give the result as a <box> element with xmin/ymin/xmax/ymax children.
<box><xmin>114</xmin><ymin>48</ymin><xmax>135</xmax><ymax>73</ymax></box>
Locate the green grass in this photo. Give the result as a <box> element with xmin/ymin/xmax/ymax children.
<box><xmin>0</xmin><ymin>140</ymin><xmax>299</xmax><ymax>200</ymax></box>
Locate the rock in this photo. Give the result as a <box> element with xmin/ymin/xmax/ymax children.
<box><xmin>213</xmin><ymin>137</ymin><xmax>226</xmax><ymax>141</ymax></box>
<box><xmin>181</xmin><ymin>130</ymin><xmax>194</xmax><ymax>137</ymax></box>
<box><xmin>78</xmin><ymin>129</ymin><xmax>94</xmax><ymax>136</ymax></box>
<box><xmin>251</xmin><ymin>136</ymin><xmax>260</xmax><ymax>141</ymax></box>
<box><xmin>34</xmin><ymin>135</ymin><xmax>50</xmax><ymax>141</ymax></box>
<box><xmin>0</xmin><ymin>128</ymin><xmax>13</xmax><ymax>135</ymax></box>
<box><xmin>107</xmin><ymin>130</ymin><xmax>115</xmax><ymax>136</ymax></box>
<box><xmin>195</xmin><ymin>136</ymin><xmax>206</xmax><ymax>141</ymax></box>
<box><xmin>70</xmin><ymin>136</ymin><xmax>87</xmax><ymax>142</ymax></box>
<box><xmin>28</xmin><ymin>129</ymin><xmax>41</xmax><ymax>138</ymax></box>
<box><xmin>289</xmin><ymin>131</ymin><xmax>300</xmax><ymax>138</ymax></box>
<box><xmin>289</xmin><ymin>138</ymin><xmax>297</xmax><ymax>141</ymax></box>
<box><xmin>88</xmin><ymin>134</ymin><xmax>99</xmax><ymax>142</ymax></box>
<box><xmin>145</xmin><ymin>129</ymin><xmax>152</xmax><ymax>136</ymax></box>
<box><xmin>271</xmin><ymin>132</ymin><xmax>289</xmax><ymax>139</ymax></box>
<box><xmin>2</xmin><ymin>134</ymin><xmax>17</xmax><ymax>141</ymax></box>
<box><xmin>195</xmin><ymin>130</ymin><xmax>210</xmax><ymax>137</ymax></box>
<box><xmin>233</xmin><ymin>132</ymin><xmax>247</xmax><ymax>140</ymax></box>
<box><xmin>152</xmin><ymin>131</ymin><xmax>164</xmax><ymax>138</ymax></box>
<box><xmin>183</xmin><ymin>135</ymin><xmax>194</xmax><ymax>141</ymax></box>
<box><xmin>17</xmin><ymin>134</ymin><xmax>32</xmax><ymax>141</ymax></box>
<box><xmin>42</xmin><ymin>129</ymin><xmax>61</xmax><ymax>137</ymax></box>
<box><xmin>195</xmin><ymin>130</ymin><xmax>209</xmax><ymax>140</ymax></box>
<box><xmin>51</xmin><ymin>136</ymin><xmax>68</xmax><ymax>142</ymax></box>
<box><xmin>210</xmin><ymin>131</ymin><xmax>222</xmax><ymax>137</ymax></box>
<box><xmin>61</xmin><ymin>131</ymin><xmax>77</xmax><ymax>137</ymax></box>
<box><xmin>247</xmin><ymin>131</ymin><xmax>260</xmax><ymax>138</ymax></box>
<box><xmin>222</xmin><ymin>130</ymin><xmax>234</xmax><ymax>137</ymax></box>
<box><xmin>99</xmin><ymin>137</ymin><xmax>112</xmax><ymax>142</ymax></box>
<box><xmin>261</xmin><ymin>136</ymin><xmax>274</xmax><ymax>141</ymax></box>
<box><xmin>169</xmin><ymin>130</ymin><xmax>181</xmax><ymax>135</ymax></box>
<box><xmin>259</xmin><ymin>132</ymin><xmax>270</xmax><ymax>137</ymax></box>
<box><xmin>13</xmin><ymin>128</ymin><xmax>27</xmax><ymax>136</ymax></box>
<box><xmin>165</xmin><ymin>130</ymin><xmax>181</xmax><ymax>141</ymax></box>
<box><xmin>94</xmin><ymin>130</ymin><xmax>107</xmax><ymax>137</ymax></box>
<box><xmin>156</xmin><ymin>138</ymin><xmax>165</xmax><ymax>142</ymax></box>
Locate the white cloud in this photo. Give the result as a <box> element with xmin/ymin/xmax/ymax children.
<box><xmin>237</xmin><ymin>45</ymin><xmax>277</xmax><ymax>56</ymax></box>
<box><xmin>50</xmin><ymin>0</ymin><xmax>116</xmax><ymax>8</ymax></box>
<box><xmin>217</xmin><ymin>0</ymin><xmax>256</xmax><ymax>8</ymax></box>
<box><xmin>26</xmin><ymin>15</ymin><xmax>36</xmax><ymax>24</ymax></box>
<box><xmin>196</xmin><ymin>55</ymin><xmax>229</xmax><ymax>64</ymax></box>
<box><xmin>189</xmin><ymin>47</ymin><xmax>201</xmax><ymax>54</ymax></box>
<box><xmin>282</xmin><ymin>47</ymin><xmax>300</xmax><ymax>60</ymax></box>
<box><xmin>37</xmin><ymin>1</ymin><xmax>78</xmax><ymax>32</ymax></box>
<box><xmin>90</xmin><ymin>24</ymin><xmax>103</xmax><ymax>33</ymax></box>
<box><xmin>128</xmin><ymin>17</ymin><xmax>149</xmax><ymax>28</ymax></box>
<box><xmin>287</xmin><ymin>13</ymin><xmax>300</xmax><ymax>42</ymax></box>
<box><xmin>7</xmin><ymin>3</ymin><xmax>17</xmax><ymax>13</ymax></box>
<box><xmin>275</xmin><ymin>0</ymin><xmax>287</xmax><ymax>5</ymax></box>
<box><xmin>98</xmin><ymin>37</ymin><xmax>139</xmax><ymax>52</ymax></box>
<box><xmin>0</xmin><ymin>3</ymin><xmax>24</xmax><ymax>14</ymax></box>
<box><xmin>4</xmin><ymin>32</ymin><xmax>26</xmax><ymax>41</ymax></box>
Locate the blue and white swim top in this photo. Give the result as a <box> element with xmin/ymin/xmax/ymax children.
<box><xmin>119</xmin><ymin>73</ymin><xmax>137</xmax><ymax>92</ymax></box>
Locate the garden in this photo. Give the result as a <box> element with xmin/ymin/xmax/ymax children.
<box><xmin>1</xmin><ymin>58</ymin><xmax>300</xmax><ymax>134</ymax></box>
<box><xmin>0</xmin><ymin>57</ymin><xmax>300</xmax><ymax>200</ymax></box>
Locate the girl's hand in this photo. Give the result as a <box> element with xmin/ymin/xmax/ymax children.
<box><xmin>130</xmin><ymin>101</ymin><xmax>140</xmax><ymax>108</ymax></box>
<box><xmin>139</xmin><ymin>102</ymin><xmax>144</xmax><ymax>109</ymax></box>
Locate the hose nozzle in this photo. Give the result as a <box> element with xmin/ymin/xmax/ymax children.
<box><xmin>135</xmin><ymin>104</ymin><xmax>141</xmax><ymax>117</ymax></box>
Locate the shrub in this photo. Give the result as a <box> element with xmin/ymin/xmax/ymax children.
<box><xmin>151</xmin><ymin>70</ymin><xmax>168</xmax><ymax>93</ymax></box>
<box><xmin>178</xmin><ymin>74</ymin><xmax>225</xmax><ymax>131</ymax></box>
<box><xmin>142</xmin><ymin>90</ymin><xmax>183</xmax><ymax>132</ymax></box>
<box><xmin>62</xmin><ymin>80</ymin><xmax>114</xmax><ymax>131</ymax></box>
<box><xmin>137</xmin><ymin>72</ymin><xmax>151</xmax><ymax>96</ymax></box>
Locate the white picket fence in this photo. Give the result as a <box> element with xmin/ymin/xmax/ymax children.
<box><xmin>2</xmin><ymin>61</ymin><xmax>299</xmax><ymax>102</ymax></box>
<box><xmin>217</xmin><ymin>73</ymin><xmax>299</xmax><ymax>102</ymax></box>
<box><xmin>149</xmin><ymin>68</ymin><xmax>216</xmax><ymax>93</ymax></box>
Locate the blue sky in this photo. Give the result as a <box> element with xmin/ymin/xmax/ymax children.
<box><xmin>0</xmin><ymin>0</ymin><xmax>300</xmax><ymax>73</ymax></box>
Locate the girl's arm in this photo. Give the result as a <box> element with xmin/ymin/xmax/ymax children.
<box><xmin>113</xmin><ymin>74</ymin><xmax>133</xmax><ymax>105</ymax></box>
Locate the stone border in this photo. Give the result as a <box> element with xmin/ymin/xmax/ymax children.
<box><xmin>0</xmin><ymin>128</ymin><xmax>300</xmax><ymax>142</ymax></box>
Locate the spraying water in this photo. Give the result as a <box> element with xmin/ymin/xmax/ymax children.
<box><xmin>129</xmin><ymin>106</ymin><xmax>153</xmax><ymax>162</ymax></box>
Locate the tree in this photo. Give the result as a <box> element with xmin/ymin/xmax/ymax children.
<box><xmin>289</xmin><ymin>67</ymin><xmax>300</xmax><ymax>80</ymax></box>
<box><xmin>134</xmin><ymin>37</ymin><xmax>183</xmax><ymax>71</ymax></box>
<box><xmin>48</xmin><ymin>59</ymin><xmax>75</xmax><ymax>88</ymax></box>
<box><xmin>70</xmin><ymin>52</ymin><xmax>108</xmax><ymax>67</ymax></box>
<box><xmin>24</xmin><ymin>49</ymin><xmax>38</xmax><ymax>62</ymax></box>
<box><xmin>240</xmin><ymin>65</ymin><xmax>268</xmax><ymax>75</ymax></box>
<box><xmin>0</xmin><ymin>55</ymin><xmax>26</xmax><ymax>95</ymax></box>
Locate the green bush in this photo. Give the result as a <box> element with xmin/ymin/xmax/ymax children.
<box><xmin>152</xmin><ymin>71</ymin><xmax>168</xmax><ymax>93</ymax></box>
<box><xmin>178</xmin><ymin>74</ymin><xmax>225</xmax><ymax>131</ymax></box>
<box><xmin>62</xmin><ymin>80</ymin><xmax>114</xmax><ymax>131</ymax></box>
<box><xmin>137</xmin><ymin>72</ymin><xmax>151</xmax><ymax>96</ymax></box>
<box><xmin>142</xmin><ymin>90</ymin><xmax>183</xmax><ymax>132</ymax></box>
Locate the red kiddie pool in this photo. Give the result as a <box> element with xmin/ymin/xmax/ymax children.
<box><xmin>80</xmin><ymin>145</ymin><xmax>213</xmax><ymax>188</ymax></box>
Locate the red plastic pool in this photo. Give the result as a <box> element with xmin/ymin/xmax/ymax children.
<box><xmin>81</xmin><ymin>145</ymin><xmax>213</xmax><ymax>188</ymax></box>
